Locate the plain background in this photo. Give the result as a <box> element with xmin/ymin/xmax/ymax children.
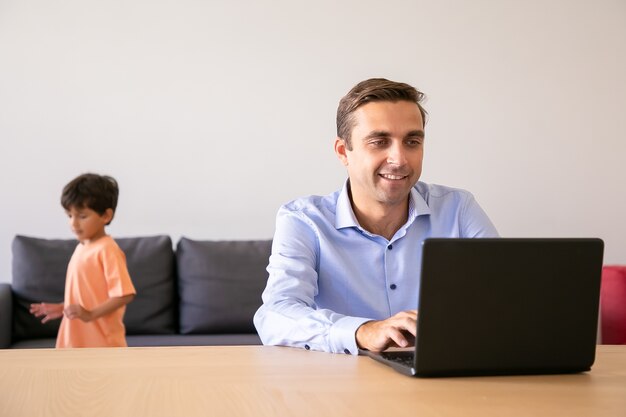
<box><xmin>1</xmin><ymin>0</ymin><xmax>625</xmax><ymax>283</ymax></box>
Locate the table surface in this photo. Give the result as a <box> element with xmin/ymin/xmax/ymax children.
<box><xmin>1</xmin><ymin>345</ymin><xmax>625</xmax><ymax>417</ymax></box>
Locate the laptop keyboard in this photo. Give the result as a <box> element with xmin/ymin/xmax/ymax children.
<box><xmin>381</xmin><ymin>351</ymin><xmax>415</xmax><ymax>368</ymax></box>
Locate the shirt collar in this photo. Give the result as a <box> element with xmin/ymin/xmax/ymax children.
<box><xmin>335</xmin><ymin>180</ymin><xmax>359</xmax><ymax>230</ymax></box>
<box><xmin>335</xmin><ymin>180</ymin><xmax>432</xmax><ymax>230</ymax></box>
<box><xmin>409</xmin><ymin>184</ymin><xmax>432</xmax><ymax>219</ymax></box>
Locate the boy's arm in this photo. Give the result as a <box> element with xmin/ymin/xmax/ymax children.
<box><xmin>64</xmin><ymin>294</ymin><xmax>135</xmax><ymax>322</ymax></box>
<box><xmin>30</xmin><ymin>303</ymin><xmax>64</xmax><ymax>323</ymax></box>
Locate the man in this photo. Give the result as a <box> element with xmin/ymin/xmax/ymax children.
<box><xmin>253</xmin><ymin>78</ymin><xmax>498</xmax><ymax>355</ymax></box>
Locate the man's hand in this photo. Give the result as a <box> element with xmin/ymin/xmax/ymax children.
<box><xmin>356</xmin><ymin>310</ymin><xmax>418</xmax><ymax>352</ymax></box>
<box><xmin>64</xmin><ymin>304</ymin><xmax>93</xmax><ymax>322</ymax></box>
<box><xmin>29</xmin><ymin>303</ymin><xmax>64</xmax><ymax>323</ymax></box>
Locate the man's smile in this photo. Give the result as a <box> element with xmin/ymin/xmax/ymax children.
<box><xmin>379</xmin><ymin>173</ymin><xmax>409</xmax><ymax>180</ymax></box>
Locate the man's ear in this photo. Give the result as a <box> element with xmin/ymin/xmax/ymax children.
<box><xmin>334</xmin><ymin>137</ymin><xmax>349</xmax><ymax>166</ymax></box>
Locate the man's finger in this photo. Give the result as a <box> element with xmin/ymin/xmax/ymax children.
<box><xmin>400</xmin><ymin>317</ymin><xmax>417</xmax><ymax>336</ymax></box>
<box><xmin>387</xmin><ymin>329</ymin><xmax>410</xmax><ymax>348</ymax></box>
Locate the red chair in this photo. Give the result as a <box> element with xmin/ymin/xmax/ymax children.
<box><xmin>600</xmin><ymin>266</ymin><xmax>626</xmax><ymax>344</ymax></box>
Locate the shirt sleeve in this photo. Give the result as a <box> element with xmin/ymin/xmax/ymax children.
<box><xmin>253</xmin><ymin>206</ymin><xmax>369</xmax><ymax>355</ymax></box>
<box><xmin>460</xmin><ymin>193</ymin><xmax>500</xmax><ymax>238</ymax></box>
<box><xmin>101</xmin><ymin>244</ymin><xmax>137</xmax><ymax>298</ymax></box>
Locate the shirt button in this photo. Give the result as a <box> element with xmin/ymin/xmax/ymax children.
<box><xmin>304</xmin><ymin>344</ymin><xmax>310</xmax><ymax>350</ymax></box>
<box><xmin>344</xmin><ymin>349</ymin><xmax>350</xmax><ymax>355</ymax></box>
<box><xmin>390</xmin><ymin>284</ymin><xmax>397</xmax><ymax>290</ymax></box>
<box><xmin>388</xmin><ymin>244</ymin><xmax>393</xmax><ymax>250</ymax></box>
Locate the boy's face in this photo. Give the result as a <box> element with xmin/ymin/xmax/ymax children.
<box><xmin>66</xmin><ymin>206</ymin><xmax>113</xmax><ymax>244</ymax></box>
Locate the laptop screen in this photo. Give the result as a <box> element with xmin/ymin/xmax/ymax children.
<box><xmin>413</xmin><ymin>238</ymin><xmax>604</xmax><ymax>376</ymax></box>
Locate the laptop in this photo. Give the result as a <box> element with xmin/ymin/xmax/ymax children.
<box><xmin>361</xmin><ymin>238</ymin><xmax>604</xmax><ymax>377</ymax></box>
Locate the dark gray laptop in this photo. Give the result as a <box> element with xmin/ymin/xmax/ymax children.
<box><xmin>361</xmin><ymin>238</ymin><xmax>604</xmax><ymax>377</ymax></box>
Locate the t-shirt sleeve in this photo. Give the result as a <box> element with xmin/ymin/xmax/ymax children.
<box><xmin>101</xmin><ymin>245</ymin><xmax>136</xmax><ymax>298</ymax></box>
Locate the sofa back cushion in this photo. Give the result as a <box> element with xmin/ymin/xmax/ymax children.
<box><xmin>11</xmin><ymin>235</ymin><xmax>176</xmax><ymax>342</ymax></box>
<box><xmin>117</xmin><ymin>236</ymin><xmax>177</xmax><ymax>335</ymax></box>
<box><xmin>12</xmin><ymin>236</ymin><xmax>74</xmax><ymax>341</ymax></box>
<box><xmin>176</xmin><ymin>238</ymin><xmax>271</xmax><ymax>334</ymax></box>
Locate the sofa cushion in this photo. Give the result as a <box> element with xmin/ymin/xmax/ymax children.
<box><xmin>11</xmin><ymin>235</ymin><xmax>176</xmax><ymax>342</ymax></box>
<box><xmin>116</xmin><ymin>235</ymin><xmax>177</xmax><ymax>335</ymax></box>
<box><xmin>126</xmin><ymin>334</ymin><xmax>262</xmax><ymax>347</ymax></box>
<box><xmin>176</xmin><ymin>238</ymin><xmax>271</xmax><ymax>334</ymax></box>
<box><xmin>9</xmin><ymin>334</ymin><xmax>262</xmax><ymax>349</ymax></box>
<box><xmin>11</xmin><ymin>236</ymin><xmax>73</xmax><ymax>341</ymax></box>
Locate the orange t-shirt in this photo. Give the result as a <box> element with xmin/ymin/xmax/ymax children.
<box><xmin>56</xmin><ymin>236</ymin><xmax>136</xmax><ymax>348</ymax></box>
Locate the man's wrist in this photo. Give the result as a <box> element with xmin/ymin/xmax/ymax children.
<box><xmin>330</xmin><ymin>316</ymin><xmax>372</xmax><ymax>354</ymax></box>
<box><xmin>355</xmin><ymin>320</ymin><xmax>375</xmax><ymax>350</ymax></box>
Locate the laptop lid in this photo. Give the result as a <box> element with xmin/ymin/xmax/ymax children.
<box><xmin>363</xmin><ymin>238</ymin><xmax>604</xmax><ymax>377</ymax></box>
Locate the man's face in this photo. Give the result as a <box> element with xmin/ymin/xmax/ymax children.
<box><xmin>335</xmin><ymin>100</ymin><xmax>425</xmax><ymax>210</ymax></box>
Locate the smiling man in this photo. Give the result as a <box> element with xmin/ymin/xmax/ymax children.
<box><xmin>254</xmin><ymin>78</ymin><xmax>499</xmax><ymax>355</ymax></box>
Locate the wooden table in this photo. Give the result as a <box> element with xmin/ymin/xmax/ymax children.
<box><xmin>1</xmin><ymin>345</ymin><xmax>625</xmax><ymax>417</ymax></box>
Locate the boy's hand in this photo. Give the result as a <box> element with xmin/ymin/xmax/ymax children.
<box><xmin>64</xmin><ymin>304</ymin><xmax>93</xmax><ymax>322</ymax></box>
<box><xmin>29</xmin><ymin>303</ymin><xmax>64</xmax><ymax>323</ymax></box>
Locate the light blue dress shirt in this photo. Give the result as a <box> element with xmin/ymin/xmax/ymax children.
<box><xmin>253</xmin><ymin>180</ymin><xmax>499</xmax><ymax>355</ymax></box>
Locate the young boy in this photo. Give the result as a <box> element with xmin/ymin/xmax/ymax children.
<box><xmin>29</xmin><ymin>173</ymin><xmax>136</xmax><ymax>348</ymax></box>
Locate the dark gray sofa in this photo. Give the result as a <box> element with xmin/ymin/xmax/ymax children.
<box><xmin>0</xmin><ymin>235</ymin><xmax>271</xmax><ymax>348</ymax></box>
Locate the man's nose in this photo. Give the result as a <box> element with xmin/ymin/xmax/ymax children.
<box><xmin>387</xmin><ymin>142</ymin><xmax>407</xmax><ymax>165</ymax></box>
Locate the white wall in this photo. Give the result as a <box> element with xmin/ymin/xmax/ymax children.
<box><xmin>1</xmin><ymin>0</ymin><xmax>625</xmax><ymax>283</ymax></box>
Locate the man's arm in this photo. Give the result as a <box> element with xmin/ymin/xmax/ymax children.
<box><xmin>254</xmin><ymin>207</ymin><xmax>371</xmax><ymax>355</ymax></box>
<box><xmin>64</xmin><ymin>294</ymin><xmax>135</xmax><ymax>322</ymax></box>
<box><xmin>461</xmin><ymin>193</ymin><xmax>499</xmax><ymax>238</ymax></box>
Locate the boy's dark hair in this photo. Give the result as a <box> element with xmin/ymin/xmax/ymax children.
<box><xmin>61</xmin><ymin>173</ymin><xmax>119</xmax><ymax>225</ymax></box>
<box><xmin>336</xmin><ymin>78</ymin><xmax>427</xmax><ymax>150</ymax></box>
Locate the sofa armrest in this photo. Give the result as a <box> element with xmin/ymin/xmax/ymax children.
<box><xmin>0</xmin><ymin>283</ymin><xmax>13</xmax><ymax>348</ymax></box>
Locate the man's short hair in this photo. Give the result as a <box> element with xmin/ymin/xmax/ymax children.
<box><xmin>61</xmin><ymin>173</ymin><xmax>119</xmax><ymax>225</ymax></box>
<box><xmin>336</xmin><ymin>78</ymin><xmax>427</xmax><ymax>150</ymax></box>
